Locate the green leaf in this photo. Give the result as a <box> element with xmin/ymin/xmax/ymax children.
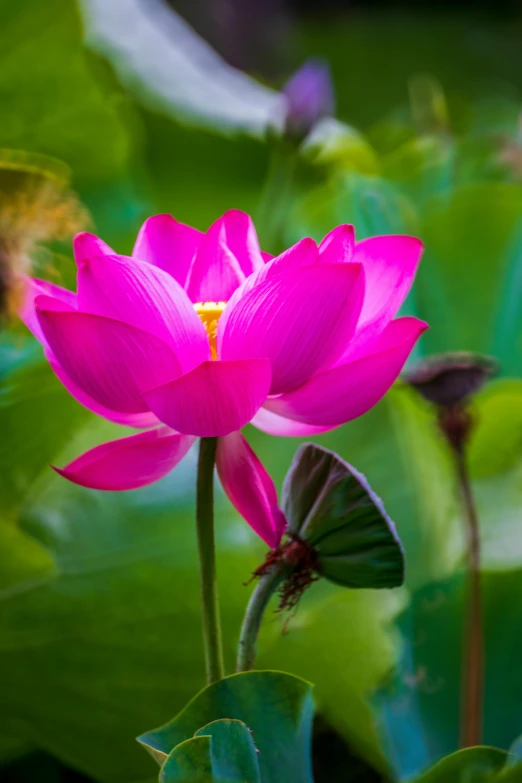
<box><xmin>0</xmin><ymin>522</ymin><xmax>56</xmax><ymax>593</ymax></box>
<box><xmin>288</xmin><ymin>171</ymin><xmax>417</xmax><ymax>247</ymax></box>
<box><xmin>412</xmin><ymin>748</ymin><xmax>508</xmax><ymax>783</ymax></box>
<box><xmin>193</xmin><ymin>721</ymin><xmax>260</xmax><ymax>783</ymax></box>
<box><xmin>282</xmin><ymin>443</ymin><xmax>404</xmax><ymax>588</ymax></box>
<box><xmin>0</xmin><ymin>343</ymin><xmax>464</xmax><ymax>780</ymax></box>
<box><xmin>160</xmin><ymin>720</ymin><xmax>261</xmax><ymax>783</ymax></box>
<box><xmin>497</xmin><ymin>761</ymin><xmax>522</xmax><ymax>783</ymax></box>
<box><xmin>0</xmin><ymin>355</ymin><xmax>91</xmax><ymax>515</ymax></box>
<box><xmin>0</xmin><ymin>0</ymin><xmax>131</xmax><ymax>181</ymax></box>
<box><xmin>139</xmin><ymin>671</ymin><xmax>313</xmax><ymax>783</ymax></box>
<box><xmin>417</xmin><ymin>182</ymin><xmax>522</xmax><ymax>370</ymax></box>
<box><xmin>381</xmin><ymin>135</ymin><xmax>455</xmax><ymax>205</ymax></box>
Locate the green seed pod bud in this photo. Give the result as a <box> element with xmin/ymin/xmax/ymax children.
<box><xmin>404</xmin><ymin>352</ymin><xmax>498</xmax><ymax>408</ymax></box>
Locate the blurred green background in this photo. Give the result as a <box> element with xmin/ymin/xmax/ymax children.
<box><xmin>3</xmin><ymin>0</ymin><xmax>522</xmax><ymax>781</ymax></box>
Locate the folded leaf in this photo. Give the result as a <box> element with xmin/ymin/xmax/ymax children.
<box><xmin>282</xmin><ymin>443</ymin><xmax>404</xmax><ymax>588</ymax></box>
<box><xmin>160</xmin><ymin>720</ymin><xmax>261</xmax><ymax>783</ymax></box>
<box><xmin>138</xmin><ymin>671</ymin><xmax>314</xmax><ymax>783</ymax></box>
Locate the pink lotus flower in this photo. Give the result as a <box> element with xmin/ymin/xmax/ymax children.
<box><xmin>20</xmin><ymin>210</ymin><xmax>426</xmax><ymax>548</ymax></box>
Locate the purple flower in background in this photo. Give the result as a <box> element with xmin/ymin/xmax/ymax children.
<box><xmin>283</xmin><ymin>58</ymin><xmax>335</xmax><ymax>141</ymax></box>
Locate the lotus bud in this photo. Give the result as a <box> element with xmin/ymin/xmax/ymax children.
<box><xmin>282</xmin><ymin>59</ymin><xmax>334</xmax><ymax>143</ymax></box>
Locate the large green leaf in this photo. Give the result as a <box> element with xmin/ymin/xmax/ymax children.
<box><xmin>416</xmin><ymin>182</ymin><xmax>522</xmax><ymax>370</ymax></box>
<box><xmin>0</xmin><ymin>449</ymin><xmax>264</xmax><ymax>782</ymax></box>
<box><xmin>5</xmin><ymin>343</ymin><xmax>521</xmax><ymax>782</ymax></box>
<box><xmin>0</xmin><ymin>342</ymin><xmax>455</xmax><ymax>780</ymax></box>
<box><xmin>0</xmin><ymin>351</ymin><xmax>91</xmax><ymax>516</ymax></box>
<box><xmin>0</xmin><ymin>0</ymin><xmax>131</xmax><ymax>181</ymax></box>
<box><xmin>0</xmin><ymin>521</ymin><xmax>56</xmax><ymax>593</ymax></box>
<box><xmin>139</xmin><ymin>672</ymin><xmax>313</xmax><ymax>783</ymax></box>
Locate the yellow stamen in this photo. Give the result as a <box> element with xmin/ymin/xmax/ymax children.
<box><xmin>194</xmin><ymin>301</ymin><xmax>227</xmax><ymax>360</ymax></box>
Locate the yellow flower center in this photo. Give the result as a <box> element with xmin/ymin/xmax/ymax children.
<box><xmin>194</xmin><ymin>301</ymin><xmax>227</xmax><ymax>360</ymax></box>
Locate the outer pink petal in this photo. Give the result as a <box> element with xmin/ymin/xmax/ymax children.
<box><xmin>216</xmin><ymin>432</ymin><xmax>286</xmax><ymax>548</ymax></box>
<box><xmin>219</xmin><ymin>263</ymin><xmax>365</xmax><ymax>395</ymax></box>
<box><xmin>49</xmin><ymin>355</ymin><xmax>159</xmax><ymax>428</ymax></box>
<box><xmin>144</xmin><ymin>358</ymin><xmax>272</xmax><ymax>437</ymax></box>
<box><xmin>22</xmin><ymin>290</ymin><xmax>153</xmax><ymax>426</ymax></box>
<box><xmin>264</xmin><ymin>317</ymin><xmax>427</xmax><ymax>426</ymax></box>
<box><xmin>251</xmin><ymin>407</ymin><xmax>334</xmax><ymax>436</ymax></box>
<box><xmin>20</xmin><ymin>277</ymin><xmax>77</xmax><ymax>345</ymax></box>
<box><xmin>319</xmin><ymin>224</ymin><xmax>355</xmax><ymax>264</ymax></box>
<box><xmin>36</xmin><ymin>298</ymin><xmax>180</xmax><ymax>414</ymax></box>
<box><xmin>353</xmin><ymin>235</ymin><xmax>423</xmax><ymax>329</ymax></box>
<box><xmin>54</xmin><ymin>427</ymin><xmax>194</xmax><ymax>491</ymax></box>
<box><xmin>77</xmin><ymin>254</ymin><xmax>210</xmax><ymax>370</ymax></box>
<box><xmin>218</xmin><ymin>210</ymin><xmax>264</xmax><ymax>276</ymax></box>
<box><xmin>185</xmin><ymin>215</ymin><xmax>246</xmax><ymax>302</ymax></box>
<box><xmin>132</xmin><ymin>214</ymin><xmax>203</xmax><ymax>287</ymax></box>
<box><xmin>73</xmin><ymin>232</ymin><xmax>114</xmax><ymax>265</ymax></box>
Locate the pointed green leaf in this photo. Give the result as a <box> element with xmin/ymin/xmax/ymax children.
<box><xmin>282</xmin><ymin>443</ymin><xmax>405</xmax><ymax>589</ymax></box>
<box><xmin>138</xmin><ymin>671</ymin><xmax>313</xmax><ymax>783</ymax></box>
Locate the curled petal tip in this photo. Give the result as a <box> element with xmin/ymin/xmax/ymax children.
<box><xmin>51</xmin><ymin>464</ymin><xmax>69</xmax><ymax>480</ymax></box>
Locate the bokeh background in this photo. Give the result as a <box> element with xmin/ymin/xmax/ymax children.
<box><xmin>3</xmin><ymin>0</ymin><xmax>522</xmax><ymax>781</ymax></box>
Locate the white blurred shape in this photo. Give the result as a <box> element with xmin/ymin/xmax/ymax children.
<box><xmin>78</xmin><ymin>0</ymin><xmax>284</xmax><ymax>135</ymax></box>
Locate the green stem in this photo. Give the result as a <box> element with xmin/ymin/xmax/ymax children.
<box><xmin>196</xmin><ymin>437</ymin><xmax>224</xmax><ymax>684</ymax></box>
<box><xmin>236</xmin><ymin>565</ymin><xmax>285</xmax><ymax>672</ymax></box>
<box><xmin>456</xmin><ymin>447</ymin><xmax>483</xmax><ymax>748</ymax></box>
<box><xmin>256</xmin><ymin>141</ymin><xmax>298</xmax><ymax>253</ymax></box>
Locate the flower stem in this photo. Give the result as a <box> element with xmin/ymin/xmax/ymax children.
<box><xmin>456</xmin><ymin>446</ymin><xmax>483</xmax><ymax>748</ymax></box>
<box><xmin>196</xmin><ymin>436</ymin><xmax>224</xmax><ymax>684</ymax></box>
<box><xmin>236</xmin><ymin>565</ymin><xmax>285</xmax><ymax>672</ymax></box>
<box><xmin>256</xmin><ymin>141</ymin><xmax>297</xmax><ymax>253</ymax></box>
